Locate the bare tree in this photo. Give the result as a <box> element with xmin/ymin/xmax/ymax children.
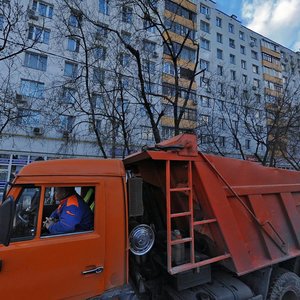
<box><xmin>0</xmin><ymin>0</ymin><xmax>42</xmax><ymax>61</ymax></box>
<box><xmin>56</xmin><ymin>0</ymin><xmax>202</xmax><ymax>144</ymax></box>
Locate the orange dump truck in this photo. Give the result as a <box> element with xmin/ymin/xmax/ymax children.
<box><xmin>1</xmin><ymin>134</ymin><xmax>300</xmax><ymax>299</ymax></box>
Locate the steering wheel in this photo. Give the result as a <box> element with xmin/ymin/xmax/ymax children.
<box><xmin>17</xmin><ymin>209</ymin><xmax>31</xmax><ymax>224</ymax></box>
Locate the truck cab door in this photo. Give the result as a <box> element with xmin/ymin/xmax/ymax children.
<box><xmin>0</xmin><ymin>184</ymin><xmax>105</xmax><ymax>299</ymax></box>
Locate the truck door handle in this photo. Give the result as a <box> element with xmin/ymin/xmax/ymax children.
<box><xmin>82</xmin><ymin>266</ymin><xmax>104</xmax><ymax>275</ymax></box>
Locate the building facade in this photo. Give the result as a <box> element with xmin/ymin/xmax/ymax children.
<box><xmin>0</xmin><ymin>0</ymin><xmax>300</xmax><ymax>193</ymax></box>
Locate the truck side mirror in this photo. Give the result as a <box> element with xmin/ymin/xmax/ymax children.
<box><xmin>1</xmin><ymin>182</ymin><xmax>12</xmax><ymax>205</ymax></box>
<box><xmin>0</xmin><ymin>196</ymin><xmax>16</xmax><ymax>246</ymax></box>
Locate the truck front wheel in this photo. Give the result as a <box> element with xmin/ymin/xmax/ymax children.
<box><xmin>267</xmin><ymin>268</ymin><xmax>300</xmax><ymax>300</ymax></box>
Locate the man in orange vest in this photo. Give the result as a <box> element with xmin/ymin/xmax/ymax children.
<box><xmin>44</xmin><ymin>187</ymin><xmax>93</xmax><ymax>234</ymax></box>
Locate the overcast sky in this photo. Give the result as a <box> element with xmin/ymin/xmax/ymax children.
<box><xmin>216</xmin><ymin>0</ymin><xmax>300</xmax><ymax>51</ymax></box>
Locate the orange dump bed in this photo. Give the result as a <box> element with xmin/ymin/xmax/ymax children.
<box><xmin>124</xmin><ymin>134</ymin><xmax>300</xmax><ymax>276</ymax></box>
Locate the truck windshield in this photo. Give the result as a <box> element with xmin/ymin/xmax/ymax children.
<box><xmin>11</xmin><ymin>187</ymin><xmax>41</xmax><ymax>242</ymax></box>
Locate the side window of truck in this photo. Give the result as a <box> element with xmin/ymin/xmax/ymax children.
<box><xmin>11</xmin><ymin>187</ymin><xmax>41</xmax><ymax>241</ymax></box>
<box><xmin>41</xmin><ymin>186</ymin><xmax>95</xmax><ymax>236</ymax></box>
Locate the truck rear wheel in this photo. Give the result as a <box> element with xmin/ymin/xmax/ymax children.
<box><xmin>267</xmin><ymin>268</ymin><xmax>300</xmax><ymax>300</ymax></box>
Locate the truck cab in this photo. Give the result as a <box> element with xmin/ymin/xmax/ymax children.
<box><xmin>0</xmin><ymin>159</ymin><xmax>129</xmax><ymax>299</ymax></box>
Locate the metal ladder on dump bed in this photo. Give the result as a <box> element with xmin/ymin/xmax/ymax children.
<box><xmin>165</xmin><ymin>159</ymin><xmax>231</xmax><ymax>275</ymax></box>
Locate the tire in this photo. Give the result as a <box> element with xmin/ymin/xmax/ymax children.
<box><xmin>267</xmin><ymin>268</ymin><xmax>300</xmax><ymax>300</ymax></box>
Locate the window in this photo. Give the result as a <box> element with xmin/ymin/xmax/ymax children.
<box><xmin>216</xmin><ymin>17</ymin><xmax>222</xmax><ymax>27</ymax></box>
<box><xmin>201</xmin><ymin>38</ymin><xmax>210</xmax><ymax>50</ymax></box>
<box><xmin>165</xmin><ymin>0</ymin><xmax>196</xmax><ymax>21</ymax></box>
<box><xmin>218</xmin><ymin>100</ymin><xmax>225</xmax><ymax>111</ymax></box>
<box><xmin>252</xmin><ymin>64</ymin><xmax>259</xmax><ymax>74</ymax></box>
<box><xmin>200</xmin><ymin>96</ymin><xmax>210</xmax><ymax>107</ymax></box>
<box><xmin>217</xmin><ymin>49</ymin><xmax>223</xmax><ymax>59</ymax></box>
<box><xmin>181</xmin><ymin>107</ymin><xmax>197</xmax><ymax>121</ymax></box>
<box><xmin>64</xmin><ymin>62</ymin><xmax>78</xmax><ymax>78</ymax></box>
<box><xmin>230</xmin><ymin>86</ymin><xmax>236</xmax><ymax>97</ymax></box>
<box><xmin>92</xmin><ymin>94</ymin><xmax>104</xmax><ymax>109</ymax></box>
<box><xmin>94</xmin><ymin>46</ymin><xmax>106</xmax><ymax>60</ymax></box>
<box><xmin>24</xmin><ymin>52</ymin><xmax>47</xmax><ymax>71</ymax></box>
<box><xmin>239</xmin><ymin>31</ymin><xmax>245</xmax><ymax>40</ymax></box>
<box><xmin>96</xmin><ymin>24</ymin><xmax>108</xmax><ymax>38</ymax></box>
<box><xmin>262</xmin><ymin>40</ymin><xmax>278</xmax><ymax>51</ymax></box>
<box><xmin>143</xmin><ymin>60</ymin><xmax>155</xmax><ymax>74</ymax></box>
<box><xmin>262</xmin><ymin>53</ymin><xmax>280</xmax><ymax>65</ymax></box>
<box><xmin>181</xmin><ymin>47</ymin><xmax>196</xmax><ymax>61</ymax></box>
<box><xmin>240</xmin><ymin>45</ymin><xmax>245</xmax><ymax>55</ymax></box>
<box><xmin>200</xmin><ymin>59</ymin><xmax>209</xmax><ymax>71</ymax></box>
<box><xmin>218</xmin><ymin>82</ymin><xmax>224</xmax><ymax>94</ymax></box>
<box><xmin>19</xmin><ymin>109</ymin><xmax>41</xmax><ymax>126</ymax></box>
<box><xmin>122</xmin><ymin>6</ymin><xmax>133</xmax><ymax>24</ymax></box>
<box><xmin>28</xmin><ymin>25</ymin><xmax>50</xmax><ymax>44</ymax></box>
<box><xmin>10</xmin><ymin>187</ymin><xmax>41</xmax><ymax>241</ymax></box>
<box><xmin>119</xmin><ymin>53</ymin><xmax>130</xmax><ymax>66</ymax></box>
<box><xmin>219</xmin><ymin>136</ymin><xmax>226</xmax><ymax>147</ymax></box>
<box><xmin>59</xmin><ymin>116</ymin><xmax>75</xmax><ymax>132</ymax></box>
<box><xmin>93</xmin><ymin>68</ymin><xmax>105</xmax><ymax>83</ymax></box>
<box><xmin>121</xmin><ymin>31</ymin><xmax>131</xmax><ymax>44</ymax></box>
<box><xmin>251</xmin><ymin>50</ymin><xmax>258</xmax><ymax>60</ymax></box>
<box><xmin>200</xmin><ymin>21</ymin><xmax>210</xmax><ymax>33</ymax></box>
<box><xmin>200</xmin><ymin>114</ymin><xmax>210</xmax><ymax>125</ymax></box>
<box><xmin>230</xmin><ymin>70</ymin><xmax>236</xmax><ymax>80</ymax></box>
<box><xmin>63</xmin><ymin>88</ymin><xmax>76</xmax><ymax>104</ymax></box>
<box><xmin>99</xmin><ymin>0</ymin><xmax>109</xmax><ymax>15</ymax></box>
<box><xmin>42</xmin><ymin>186</ymin><xmax>94</xmax><ymax>236</ymax></box>
<box><xmin>228</xmin><ymin>23</ymin><xmax>234</xmax><ymax>33</ymax></box>
<box><xmin>200</xmin><ymin>4</ymin><xmax>210</xmax><ymax>15</ymax></box>
<box><xmin>163</xmin><ymin>61</ymin><xmax>175</xmax><ymax>75</ymax></box>
<box><xmin>141</xmin><ymin>126</ymin><xmax>154</xmax><ymax>141</ymax></box>
<box><xmin>32</xmin><ymin>1</ymin><xmax>53</xmax><ymax>18</ymax></box>
<box><xmin>217</xmin><ymin>65</ymin><xmax>223</xmax><ymax>76</ymax></box>
<box><xmin>67</xmin><ymin>38</ymin><xmax>80</xmax><ymax>52</ymax></box>
<box><xmin>242</xmin><ymin>74</ymin><xmax>247</xmax><ymax>84</ymax></box>
<box><xmin>0</xmin><ymin>15</ymin><xmax>3</xmax><ymax>30</ymax></box>
<box><xmin>241</xmin><ymin>60</ymin><xmax>246</xmax><ymax>69</ymax></box>
<box><xmin>217</xmin><ymin>33</ymin><xmax>222</xmax><ymax>43</ymax></box>
<box><xmin>69</xmin><ymin>14</ymin><xmax>81</xmax><ymax>27</ymax></box>
<box><xmin>162</xmin><ymin>126</ymin><xmax>175</xmax><ymax>139</ymax></box>
<box><xmin>253</xmin><ymin>78</ymin><xmax>260</xmax><ymax>88</ymax></box>
<box><xmin>143</xmin><ymin>20</ymin><xmax>156</xmax><ymax>33</ymax></box>
<box><xmin>164</xmin><ymin>19</ymin><xmax>196</xmax><ymax>42</ymax></box>
<box><xmin>143</xmin><ymin>40</ymin><xmax>156</xmax><ymax>52</ymax></box>
<box><xmin>233</xmin><ymin>138</ymin><xmax>239</xmax><ymax>150</ymax></box>
<box><xmin>229</xmin><ymin>38</ymin><xmax>235</xmax><ymax>48</ymax></box>
<box><xmin>229</xmin><ymin>54</ymin><xmax>235</xmax><ymax>64</ymax></box>
<box><xmin>250</xmin><ymin>36</ymin><xmax>257</xmax><ymax>46</ymax></box>
<box><xmin>219</xmin><ymin>118</ymin><xmax>225</xmax><ymax>130</ymax></box>
<box><xmin>245</xmin><ymin>139</ymin><xmax>251</xmax><ymax>149</ymax></box>
<box><xmin>255</xmin><ymin>94</ymin><xmax>261</xmax><ymax>103</ymax></box>
<box><xmin>20</xmin><ymin>79</ymin><xmax>45</xmax><ymax>98</ymax></box>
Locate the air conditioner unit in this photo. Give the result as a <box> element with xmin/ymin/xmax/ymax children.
<box><xmin>16</xmin><ymin>94</ymin><xmax>28</xmax><ymax>105</ymax></box>
<box><xmin>252</xmin><ymin>86</ymin><xmax>257</xmax><ymax>90</ymax></box>
<box><xmin>152</xmin><ymin>51</ymin><xmax>159</xmax><ymax>58</ymax></box>
<box><xmin>33</xmin><ymin>127</ymin><xmax>44</xmax><ymax>135</ymax></box>
<box><xmin>249</xmin><ymin>41</ymin><xmax>255</xmax><ymax>47</ymax></box>
<box><xmin>28</xmin><ymin>9</ymin><xmax>39</xmax><ymax>20</ymax></box>
<box><xmin>205</xmin><ymin>14</ymin><xmax>211</xmax><ymax>20</ymax></box>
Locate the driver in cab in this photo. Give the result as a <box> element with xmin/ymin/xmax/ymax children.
<box><xmin>44</xmin><ymin>187</ymin><xmax>93</xmax><ymax>234</ymax></box>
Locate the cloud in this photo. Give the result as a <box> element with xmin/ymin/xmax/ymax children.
<box><xmin>242</xmin><ymin>0</ymin><xmax>300</xmax><ymax>51</ymax></box>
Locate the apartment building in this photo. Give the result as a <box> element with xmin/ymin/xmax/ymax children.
<box><xmin>0</xmin><ymin>0</ymin><xmax>299</xmax><ymax>193</ymax></box>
